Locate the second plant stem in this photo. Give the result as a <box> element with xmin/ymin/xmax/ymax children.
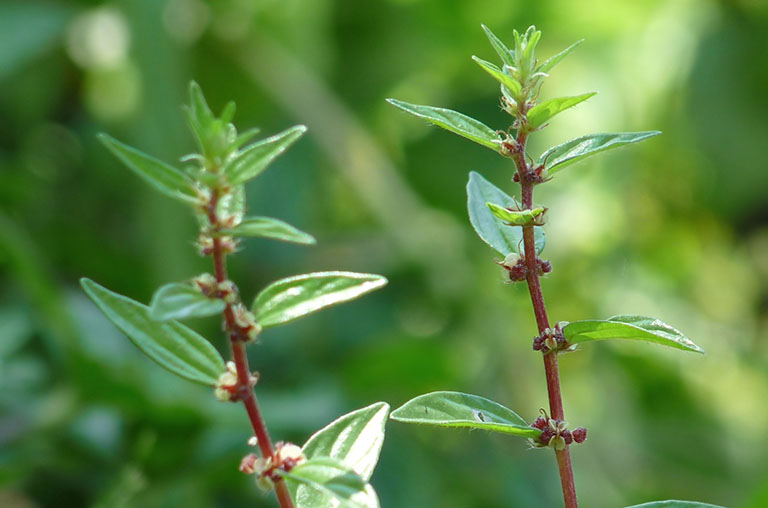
<box><xmin>207</xmin><ymin>189</ymin><xmax>295</xmax><ymax>508</ymax></box>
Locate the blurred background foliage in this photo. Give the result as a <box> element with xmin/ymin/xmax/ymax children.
<box><xmin>1</xmin><ymin>0</ymin><xmax>767</xmax><ymax>507</ymax></box>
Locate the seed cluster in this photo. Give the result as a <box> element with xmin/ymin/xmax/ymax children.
<box><xmin>532</xmin><ymin>324</ymin><xmax>568</xmax><ymax>353</ymax></box>
<box><xmin>530</xmin><ymin>413</ymin><xmax>587</xmax><ymax>450</ymax></box>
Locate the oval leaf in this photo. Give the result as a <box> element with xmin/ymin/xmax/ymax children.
<box><xmin>223</xmin><ymin>125</ymin><xmax>307</xmax><ymax>185</ymax></box>
<box><xmin>390</xmin><ymin>391</ymin><xmax>540</xmax><ymax>438</ymax></box>
<box><xmin>80</xmin><ymin>278</ymin><xmax>225</xmax><ymax>385</ymax></box>
<box><xmin>562</xmin><ymin>315</ymin><xmax>703</xmax><ymax>353</ymax></box>
<box><xmin>539</xmin><ymin>131</ymin><xmax>661</xmax><ymax>175</ymax></box>
<box><xmin>471</xmin><ymin>56</ymin><xmax>522</xmax><ymax>97</ymax></box>
<box><xmin>526</xmin><ymin>92</ymin><xmax>597</xmax><ymax>129</ymax></box>
<box><xmin>98</xmin><ymin>134</ymin><xmax>198</xmax><ymax>203</ymax></box>
<box><xmin>149</xmin><ymin>282</ymin><xmax>225</xmax><ymax>321</ymax></box>
<box><xmin>467</xmin><ymin>171</ymin><xmax>545</xmax><ymax>256</ymax></box>
<box><xmin>280</xmin><ymin>458</ymin><xmax>371</xmax><ymax>508</ymax></box>
<box><xmin>220</xmin><ymin>216</ymin><xmax>316</xmax><ymax>245</ymax></box>
<box><xmin>481</xmin><ymin>24</ymin><xmax>515</xmax><ymax>67</ymax></box>
<box><xmin>486</xmin><ymin>202</ymin><xmax>544</xmax><ymax>226</ymax></box>
<box><xmin>386</xmin><ymin>99</ymin><xmax>500</xmax><ymax>151</ymax></box>
<box><xmin>537</xmin><ymin>39</ymin><xmax>584</xmax><ymax>74</ymax></box>
<box><xmin>625</xmin><ymin>502</ymin><xmax>725</xmax><ymax>508</ymax></box>
<box><xmin>252</xmin><ymin>272</ymin><xmax>387</xmax><ymax>328</ymax></box>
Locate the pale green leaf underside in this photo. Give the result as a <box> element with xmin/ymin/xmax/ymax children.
<box><xmin>539</xmin><ymin>131</ymin><xmax>661</xmax><ymax>175</ymax></box>
<box><xmin>220</xmin><ymin>216</ymin><xmax>316</xmax><ymax>245</ymax></box>
<box><xmin>98</xmin><ymin>134</ymin><xmax>198</xmax><ymax>203</ymax></box>
<box><xmin>80</xmin><ymin>278</ymin><xmax>225</xmax><ymax>385</ymax></box>
<box><xmin>149</xmin><ymin>282</ymin><xmax>225</xmax><ymax>321</ymax></box>
<box><xmin>386</xmin><ymin>99</ymin><xmax>500</xmax><ymax>151</ymax></box>
<box><xmin>223</xmin><ymin>125</ymin><xmax>307</xmax><ymax>185</ymax></box>
<box><xmin>562</xmin><ymin>315</ymin><xmax>703</xmax><ymax>353</ymax></box>
<box><xmin>281</xmin><ymin>458</ymin><xmax>371</xmax><ymax>508</ymax></box>
<box><xmin>624</xmin><ymin>501</ymin><xmax>725</xmax><ymax>508</ymax></box>
<box><xmin>481</xmin><ymin>24</ymin><xmax>514</xmax><ymax>67</ymax></box>
<box><xmin>466</xmin><ymin>171</ymin><xmax>545</xmax><ymax>256</ymax></box>
<box><xmin>390</xmin><ymin>391</ymin><xmax>540</xmax><ymax>438</ymax></box>
<box><xmin>252</xmin><ymin>272</ymin><xmax>388</xmax><ymax>328</ymax></box>
<box><xmin>471</xmin><ymin>56</ymin><xmax>522</xmax><ymax>97</ymax></box>
<box><xmin>537</xmin><ymin>39</ymin><xmax>584</xmax><ymax>74</ymax></box>
<box><xmin>526</xmin><ymin>92</ymin><xmax>597</xmax><ymax>129</ymax></box>
<box><xmin>486</xmin><ymin>202</ymin><xmax>544</xmax><ymax>226</ymax></box>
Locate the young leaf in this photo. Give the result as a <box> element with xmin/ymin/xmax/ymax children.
<box><xmin>279</xmin><ymin>458</ymin><xmax>370</xmax><ymax>508</ymax></box>
<box><xmin>386</xmin><ymin>98</ymin><xmax>500</xmax><ymax>151</ymax></box>
<box><xmin>486</xmin><ymin>202</ymin><xmax>544</xmax><ymax>226</ymax></box>
<box><xmin>390</xmin><ymin>391</ymin><xmax>540</xmax><ymax>438</ymax></box>
<box><xmin>252</xmin><ymin>272</ymin><xmax>387</xmax><ymax>328</ymax></box>
<box><xmin>624</xmin><ymin>502</ymin><xmax>725</xmax><ymax>508</ymax></box>
<box><xmin>219</xmin><ymin>216</ymin><xmax>316</xmax><ymax>245</ymax></box>
<box><xmin>466</xmin><ymin>172</ymin><xmax>545</xmax><ymax>256</ymax></box>
<box><xmin>537</xmin><ymin>39</ymin><xmax>584</xmax><ymax>74</ymax></box>
<box><xmin>222</xmin><ymin>125</ymin><xmax>307</xmax><ymax>185</ymax></box>
<box><xmin>98</xmin><ymin>134</ymin><xmax>198</xmax><ymax>203</ymax></box>
<box><xmin>539</xmin><ymin>131</ymin><xmax>661</xmax><ymax>175</ymax></box>
<box><xmin>480</xmin><ymin>24</ymin><xmax>514</xmax><ymax>67</ymax></box>
<box><xmin>562</xmin><ymin>315</ymin><xmax>704</xmax><ymax>353</ymax></box>
<box><xmin>80</xmin><ymin>278</ymin><xmax>225</xmax><ymax>385</ymax></box>
<box><xmin>526</xmin><ymin>92</ymin><xmax>597</xmax><ymax>129</ymax></box>
<box><xmin>149</xmin><ymin>282</ymin><xmax>225</xmax><ymax>321</ymax></box>
<box><xmin>471</xmin><ymin>56</ymin><xmax>522</xmax><ymax>97</ymax></box>
<box><xmin>216</xmin><ymin>184</ymin><xmax>246</xmax><ymax>226</ymax></box>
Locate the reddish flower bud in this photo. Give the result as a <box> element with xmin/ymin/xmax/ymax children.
<box><xmin>572</xmin><ymin>427</ymin><xmax>587</xmax><ymax>443</ymax></box>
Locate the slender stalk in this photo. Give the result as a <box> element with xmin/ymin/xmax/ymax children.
<box><xmin>207</xmin><ymin>189</ymin><xmax>295</xmax><ymax>508</ymax></box>
<box><xmin>514</xmin><ymin>125</ymin><xmax>578</xmax><ymax>508</ymax></box>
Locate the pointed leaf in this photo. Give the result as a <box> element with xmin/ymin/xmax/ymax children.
<box><xmin>526</xmin><ymin>92</ymin><xmax>597</xmax><ymax>129</ymax></box>
<box><xmin>280</xmin><ymin>458</ymin><xmax>370</xmax><ymax>508</ymax></box>
<box><xmin>149</xmin><ymin>283</ymin><xmax>225</xmax><ymax>321</ymax></box>
<box><xmin>80</xmin><ymin>278</ymin><xmax>225</xmax><ymax>385</ymax></box>
<box><xmin>471</xmin><ymin>56</ymin><xmax>522</xmax><ymax>97</ymax></box>
<box><xmin>467</xmin><ymin>172</ymin><xmax>545</xmax><ymax>256</ymax></box>
<box><xmin>486</xmin><ymin>202</ymin><xmax>544</xmax><ymax>226</ymax></box>
<box><xmin>390</xmin><ymin>391</ymin><xmax>540</xmax><ymax>438</ymax></box>
<box><xmin>220</xmin><ymin>216</ymin><xmax>316</xmax><ymax>245</ymax></box>
<box><xmin>252</xmin><ymin>272</ymin><xmax>387</xmax><ymax>328</ymax></box>
<box><xmin>562</xmin><ymin>315</ymin><xmax>704</xmax><ymax>353</ymax></box>
<box><xmin>625</xmin><ymin>502</ymin><xmax>725</xmax><ymax>508</ymax></box>
<box><xmin>537</xmin><ymin>39</ymin><xmax>584</xmax><ymax>74</ymax></box>
<box><xmin>386</xmin><ymin>98</ymin><xmax>500</xmax><ymax>151</ymax></box>
<box><xmin>98</xmin><ymin>134</ymin><xmax>198</xmax><ymax>203</ymax></box>
<box><xmin>481</xmin><ymin>24</ymin><xmax>514</xmax><ymax>67</ymax></box>
<box><xmin>222</xmin><ymin>125</ymin><xmax>307</xmax><ymax>185</ymax></box>
<box><xmin>539</xmin><ymin>131</ymin><xmax>661</xmax><ymax>175</ymax></box>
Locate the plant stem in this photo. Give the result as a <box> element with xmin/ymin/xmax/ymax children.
<box><xmin>207</xmin><ymin>190</ymin><xmax>295</xmax><ymax>508</ymax></box>
<box><xmin>515</xmin><ymin>127</ymin><xmax>578</xmax><ymax>508</ymax></box>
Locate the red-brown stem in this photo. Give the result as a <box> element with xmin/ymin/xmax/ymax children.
<box><xmin>515</xmin><ymin>124</ymin><xmax>578</xmax><ymax>508</ymax></box>
<box><xmin>207</xmin><ymin>190</ymin><xmax>295</xmax><ymax>508</ymax></box>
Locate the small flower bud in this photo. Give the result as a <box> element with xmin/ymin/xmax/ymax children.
<box><xmin>530</xmin><ymin>416</ymin><xmax>548</xmax><ymax>430</ymax></box>
<box><xmin>572</xmin><ymin>427</ymin><xmax>587</xmax><ymax>443</ymax></box>
<box><xmin>240</xmin><ymin>453</ymin><xmax>258</xmax><ymax>474</ymax></box>
<box><xmin>214</xmin><ymin>361</ymin><xmax>239</xmax><ymax>402</ymax></box>
<box><xmin>247</xmin><ymin>436</ymin><xmax>259</xmax><ymax>447</ymax></box>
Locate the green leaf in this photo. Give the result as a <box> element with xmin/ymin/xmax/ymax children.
<box><xmin>562</xmin><ymin>315</ymin><xmax>704</xmax><ymax>353</ymax></box>
<box><xmin>390</xmin><ymin>391</ymin><xmax>540</xmax><ymax>438</ymax></box>
<box><xmin>526</xmin><ymin>92</ymin><xmax>597</xmax><ymax>129</ymax></box>
<box><xmin>480</xmin><ymin>24</ymin><xmax>514</xmax><ymax>67</ymax></box>
<box><xmin>280</xmin><ymin>458</ymin><xmax>371</xmax><ymax>508</ymax></box>
<box><xmin>386</xmin><ymin>98</ymin><xmax>500</xmax><ymax>151</ymax></box>
<box><xmin>466</xmin><ymin>172</ymin><xmax>545</xmax><ymax>256</ymax></box>
<box><xmin>220</xmin><ymin>216</ymin><xmax>316</xmax><ymax>245</ymax></box>
<box><xmin>539</xmin><ymin>131</ymin><xmax>661</xmax><ymax>175</ymax></box>
<box><xmin>537</xmin><ymin>39</ymin><xmax>584</xmax><ymax>74</ymax></box>
<box><xmin>252</xmin><ymin>272</ymin><xmax>387</xmax><ymax>328</ymax></box>
<box><xmin>98</xmin><ymin>134</ymin><xmax>198</xmax><ymax>203</ymax></box>
<box><xmin>624</xmin><ymin>502</ymin><xmax>725</xmax><ymax>508</ymax></box>
<box><xmin>80</xmin><ymin>278</ymin><xmax>225</xmax><ymax>385</ymax></box>
<box><xmin>471</xmin><ymin>56</ymin><xmax>522</xmax><ymax>97</ymax></box>
<box><xmin>222</xmin><ymin>125</ymin><xmax>307</xmax><ymax>185</ymax></box>
<box><xmin>149</xmin><ymin>283</ymin><xmax>225</xmax><ymax>321</ymax></box>
<box><xmin>486</xmin><ymin>203</ymin><xmax>544</xmax><ymax>226</ymax></box>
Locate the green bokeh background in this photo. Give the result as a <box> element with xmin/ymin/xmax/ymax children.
<box><xmin>2</xmin><ymin>0</ymin><xmax>767</xmax><ymax>507</ymax></box>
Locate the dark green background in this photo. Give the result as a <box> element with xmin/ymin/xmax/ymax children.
<box><xmin>2</xmin><ymin>0</ymin><xmax>767</xmax><ymax>507</ymax></box>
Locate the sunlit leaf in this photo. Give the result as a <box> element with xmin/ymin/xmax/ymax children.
<box><xmin>480</xmin><ymin>24</ymin><xmax>514</xmax><ymax>67</ymax></box>
<box><xmin>386</xmin><ymin>99</ymin><xmax>500</xmax><ymax>151</ymax></box>
<box><xmin>466</xmin><ymin>172</ymin><xmax>545</xmax><ymax>256</ymax></box>
<box><xmin>80</xmin><ymin>278</ymin><xmax>225</xmax><ymax>385</ymax></box>
<box><xmin>390</xmin><ymin>391</ymin><xmax>540</xmax><ymax>438</ymax></box>
<box><xmin>624</xmin><ymin>501</ymin><xmax>725</xmax><ymax>508</ymax></box>
<box><xmin>562</xmin><ymin>315</ymin><xmax>704</xmax><ymax>353</ymax></box>
<box><xmin>537</xmin><ymin>39</ymin><xmax>584</xmax><ymax>74</ymax></box>
<box><xmin>98</xmin><ymin>134</ymin><xmax>198</xmax><ymax>203</ymax></box>
<box><xmin>471</xmin><ymin>56</ymin><xmax>522</xmax><ymax>97</ymax></box>
<box><xmin>539</xmin><ymin>131</ymin><xmax>661</xmax><ymax>175</ymax></box>
<box><xmin>220</xmin><ymin>216</ymin><xmax>316</xmax><ymax>245</ymax></box>
<box><xmin>280</xmin><ymin>458</ymin><xmax>370</xmax><ymax>508</ymax></box>
<box><xmin>526</xmin><ymin>92</ymin><xmax>597</xmax><ymax>129</ymax></box>
<box><xmin>486</xmin><ymin>202</ymin><xmax>544</xmax><ymax>226</ymax></box>
<box><xmin>223</xmin><ymin>125</ymin><xmax>307</xmax><ymax>185</ymax></box>
<box><xmin>149</xmin><ymin>282</ymin><xmax>225</xmax><ymax>321</ymax></box>
<box><xmin>252</xmin><ymin>272</ymin><xmax>387</xmax><ymax>328</ymax></box>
